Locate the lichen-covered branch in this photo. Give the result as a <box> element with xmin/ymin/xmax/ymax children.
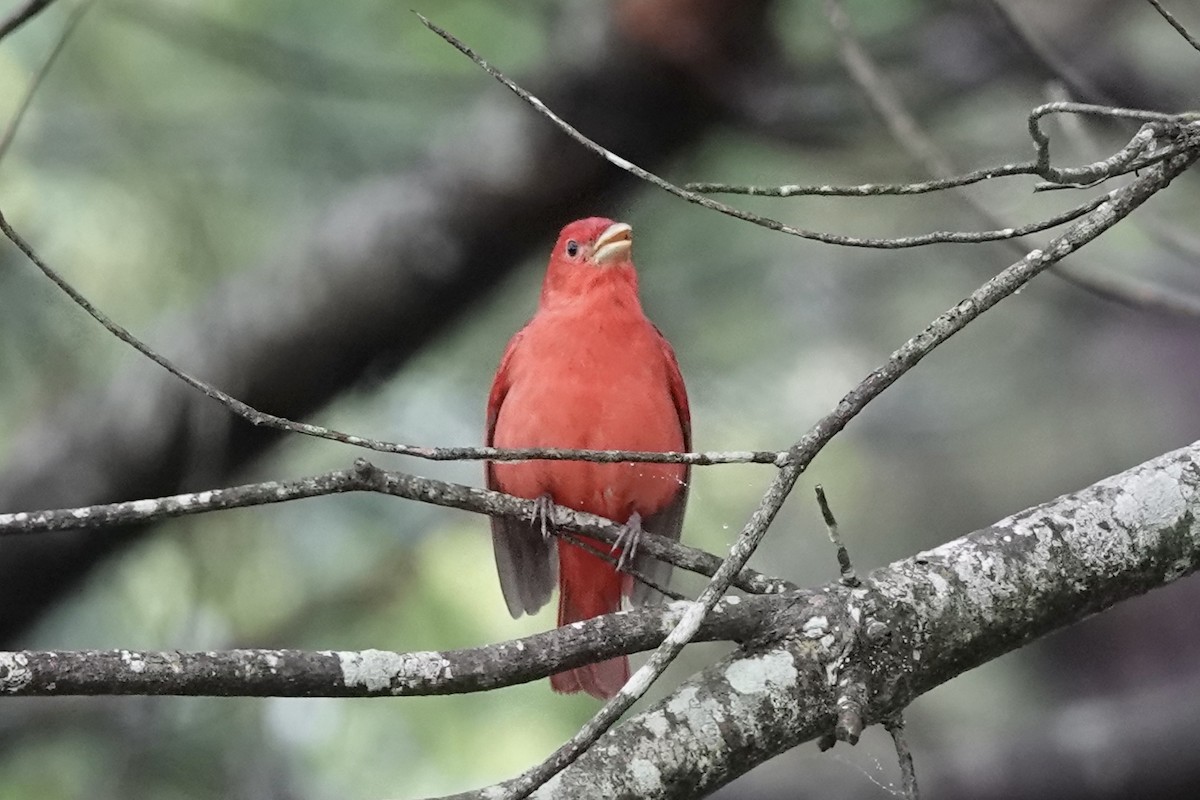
<box><xmin>0</xmin><ymin>596</ymin><xmax>768</xmax><ymax>697</ymax></box>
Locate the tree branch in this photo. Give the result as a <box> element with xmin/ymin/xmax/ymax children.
<box><xmin>0</xmin><ymin>0</ymin><xmax>92</xmax><ymax>163</ymax></box>
<box><xmin>816</xmin><ymin>0</ymin><xmax>1200</xmax><ymax>318</ymax></box>
<box><xmin>1146</xmin><ymin>0</ymin><xmax>1200</xmax><ymax>53</ymax></box>
<box><xmin>0</xmin><ymin>595</ymin><xmax>769</xmax><ymax>697</ymax></box>
<box><xmin>0</xmin><ymin>459</ymin><xmax>793</xmax><ymax>596</ymax></box>
<box><xmin>0</xmin><ymin>0</ymin><xmax>56</xmax><ymax>43</ymax></box>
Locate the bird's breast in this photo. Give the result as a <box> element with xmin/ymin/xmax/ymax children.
<box><xmin>491</xmin><ymin>312</ymin><xmax>686</xmax><ymax>521</ymax></box>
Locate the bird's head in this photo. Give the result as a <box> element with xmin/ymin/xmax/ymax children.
<box><xmin>551</xmin><ymin>217</ymin><xmax>633</xmax><ymax>268</ymax></box>
<box><xmin>540</xmin><ymin>217</ymin><xmax>638</xmax><ymax>305</ymax></box>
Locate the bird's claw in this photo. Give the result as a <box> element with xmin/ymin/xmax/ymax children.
<box><xmin>611</xmin><ymin>511</ymin><xmax>644</xmax><ymax>572</ymax></box>
<box><xmin>529</xmin><ymin>494</ymin><xmax>556</xmax><ymax>541</ymax></box>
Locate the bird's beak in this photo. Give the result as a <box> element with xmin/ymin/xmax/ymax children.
<box><xmin>591</xmin><ymin>222</ymin><xmax>633</xmax><ymax>266</ymax></box>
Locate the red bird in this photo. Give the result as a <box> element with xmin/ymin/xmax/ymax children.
<box><xmin>486</xmin><ymin>217</ymin><xmax>691</xmax><ymax>700</ymax></box>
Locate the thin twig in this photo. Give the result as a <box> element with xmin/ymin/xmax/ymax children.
<box><xmin>886</xmin><ymin>715</ymin><xmax>921</xmax><ymax>800</ymax></box>
<box><xmin>0</xmin><ymin>209</ymin><xmax>782</xmax><ymax>468</ymax></box>
<box><xmin>686</xmin><ymin>135</ymin><xmax>1179</xmax><ymax>199</ymax></box>
<box><xmin>414</xmin><ymin>13</ymin><xmax>1115</xmax><ymax>251</ymax></box>
<box><xmin>558</xmin><ymin>531</ymin><xmax>684</xmax><ymax>602</ymax></box>
<box><xmin>1146</xmin><ymin>0</ymin><xmax>1200</xmax><ymax>53</ymax></box>
<box><xmin>686</xmin><ymin>162</ymin><xmax>1038</xmax><ymax>197</ymax></box>
<box><xmin>0</xmin><ymin>1</ymin><xmax>93</xmax><ymax>164</ymax></box>
<box><xmin>1041</xmin><ymin>83</ymin><xmax>1200</xmax><ymax>285</ymax></box>
<box><xmin>0</xmin><ymin>458</ymin><xmax>792</xmax><ymax>595</ymax></box>
<box><xmin>0</xmin><ymin>457</ymin><xmax>685</xmax><ymax>598</ymax></box>
<box><xmin>0</xmin><ymin>0</ymin><xmax>56</xmax><ymax>43</ymax></box>
<box><xmin>816</xmin><ymin>485</ymin><xmax>859</xmax><ymax>588</ymax></box>
<box><xmin>1027</xmin><ymin>102</ymin><xmax>1195</xmax><ymax>180</ymax></box>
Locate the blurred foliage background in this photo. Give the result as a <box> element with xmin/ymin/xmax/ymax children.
<box><xmin>1</xmin><ymin>0</ymin><xmax>1199</xmax><ymax>798</ymax></box>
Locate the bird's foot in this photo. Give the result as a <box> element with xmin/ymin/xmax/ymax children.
<box><xmin>529</xmin><ymin>493</ymin><xmax>556</xmax><ymax>541</ymax></box>
<box><xmin>611</xmin><ymin>511</ymin><xmax>644</xmax><ymax>571</ymax></box>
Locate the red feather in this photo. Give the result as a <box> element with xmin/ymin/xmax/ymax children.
<box><xmin>486</xmin><ymin>217</ymin><xmax>690</xmax><ymax>699</ymax></box>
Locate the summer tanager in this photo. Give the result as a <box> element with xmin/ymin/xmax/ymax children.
<box><xmin>486</xmin><ymin>217</ymin><xmax>690</xmax><ymax>700</ymax></box>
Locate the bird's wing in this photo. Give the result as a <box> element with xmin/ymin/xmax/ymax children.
<box><xmin>486</xmin><ymin>329</ymin><xmax>557</xmax><ymax>618</ymax></box>
<box><xmin>632</xmin><ymin>329</ymin><xmax>692</xmax><ymax>605</ymax></box>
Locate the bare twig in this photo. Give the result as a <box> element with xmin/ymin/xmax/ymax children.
<box><xmin>0</xmin><ymin>0</ymin><xmax>56</xmax><ymax>43</ymax></box>
<box><xmin>686</xmin><ymin>162</ymin><xmax>1038</xmax><ymax>197</ymax></box>
<box><xmin>1027</xmin><ymin>103</ymin><xmax>1195</xmax><ymax>182</ymax></box>
<box><xmin>816</xmin><ymin>485</ymin><xmax>859</xmax><ymax>588</ymax></box>
<box><xmin>0</xmin><ymin>209</ymin><xmax>782</xmax><ymax>468</ymax></box>
<box><xmin>1146</xmin><ymin>0</ymin><xmax>1200</xmax><ymax>53</ymax></box>
<box><xmin>691</xmin><ymin>117</ymin><xmax>1185</xmax><ymax>200</ymax></box>
<box><xmin>0</xmin><ymin>1</ymin><xmax>92</xmax><ymax>164</ymax></box>
<box><xmin>0</xmin><ymin>459</ymin><xmax>792</xmax><ymax>595</ymax></box>
<box><xmin>559</xmin><ymin>530</ymin><xmax>684</xmax><ymax>602</ymax></box>
<box><xmin>414</xmin><ymin>13</ymin><xmax>1117</xmax><ymax>251</ymax></box>
<box><xmin>886</xmin><ymin>715</ymin><xmax>921</xmax><ymax>800</ymax></box>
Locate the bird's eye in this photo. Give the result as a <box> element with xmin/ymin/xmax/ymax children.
<box><xmin>565</xmin><ymin>240</ymin><xmax>579</xmax><ymax>258</ymax></box>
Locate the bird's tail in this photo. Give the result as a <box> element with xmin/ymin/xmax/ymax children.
<box><xmin>552</xmin><ymin>545</ymin><xmax>628</xmax><ymax>700</ymax></box>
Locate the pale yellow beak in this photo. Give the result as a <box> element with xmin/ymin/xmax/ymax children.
<box><xmin>591</xmin><ymin>222</ymin><xmax>633</xmax><ymax>266</ymax></box>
